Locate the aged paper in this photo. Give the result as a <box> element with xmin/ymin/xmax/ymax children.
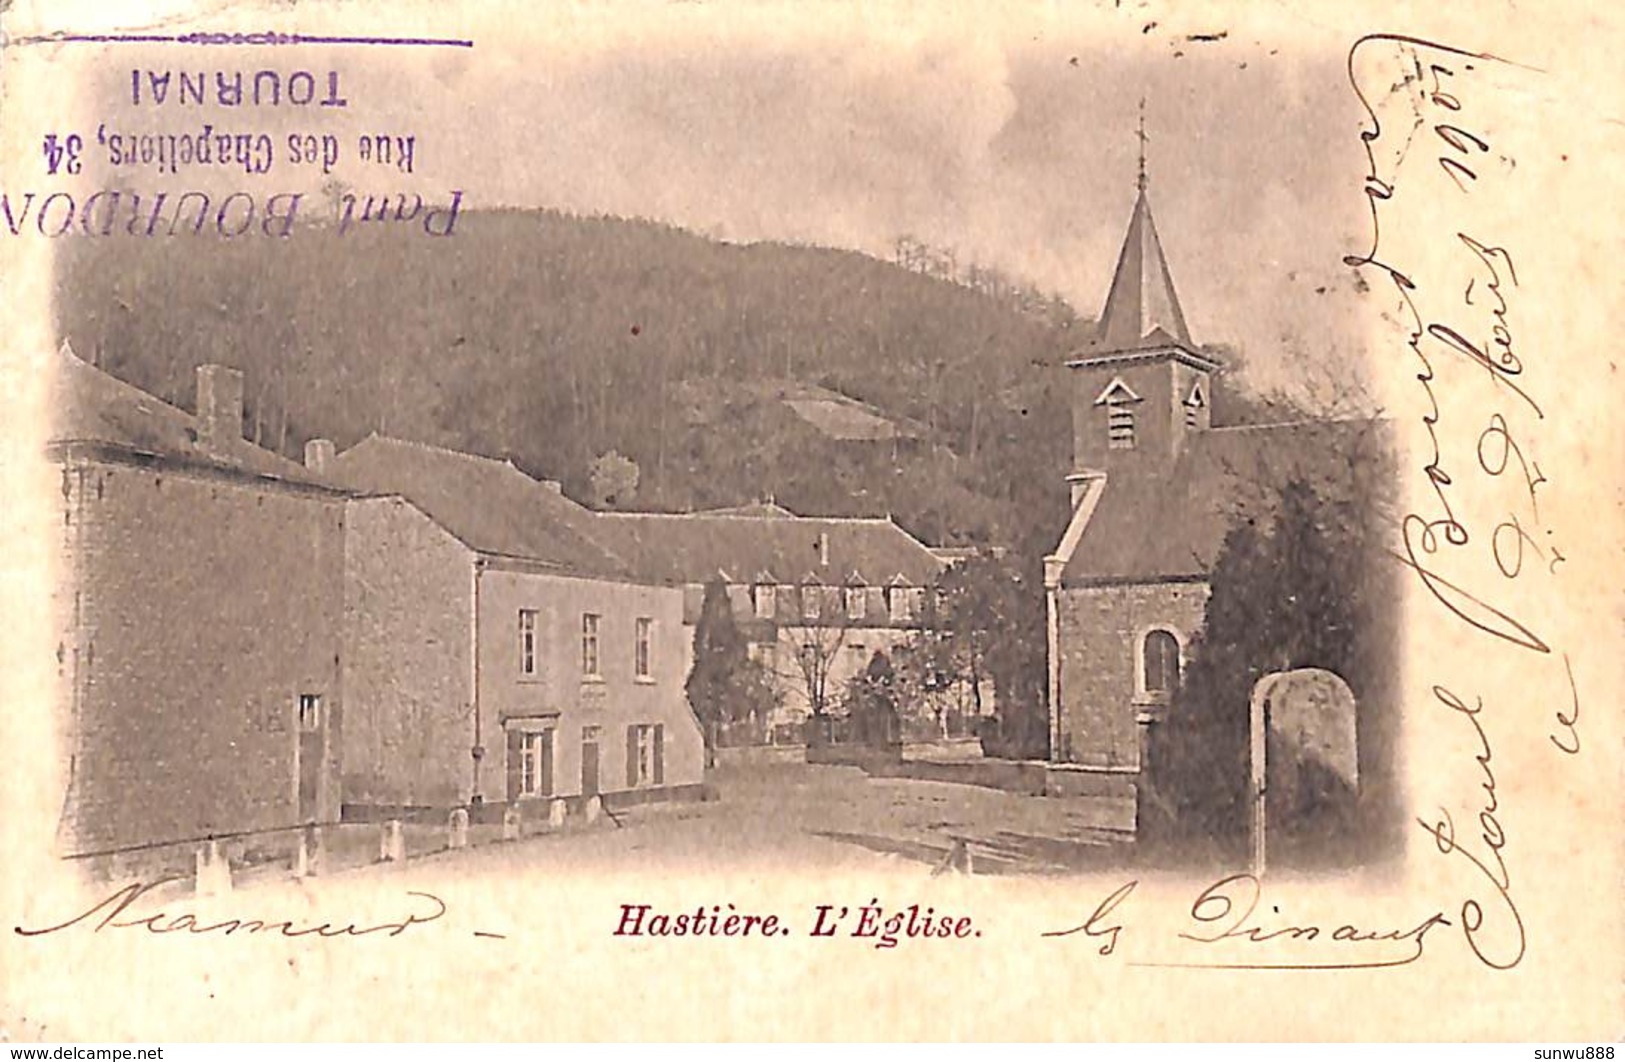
<box><xmin>1</xmin><ymin>0</ymin><xmax>1620</xmax><ymax>1042</ymax></box>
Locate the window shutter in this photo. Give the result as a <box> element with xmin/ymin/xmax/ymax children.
<box><xmin>505</xmin><ymin>728</ymin><xmax>523</xmax><ymax>803</ymax></box>
<box><xmin>653</xmin><ymin>724</ymin><xmax>665</xmax><ymax>786</ymax></box>
<box><xmin>541</xmin><ymin>731</ymin><xmax>555</xmax><ymax>797</ymax></box>
<box><xmin>626</xmin><ymin>725</ymin><xmax>638</xmax><ymax>787</ymax></box>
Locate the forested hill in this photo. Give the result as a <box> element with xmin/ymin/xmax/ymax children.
<box><xmin>53</xmin><ymin>208</ymin><xmax>1089</xmax><ymax>547</ymax></box>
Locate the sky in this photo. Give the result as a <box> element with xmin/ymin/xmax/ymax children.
<box><xmin>33</xmin><ymin>0</ymin><xmax>1394</xmax><ymax>406</ymax></box>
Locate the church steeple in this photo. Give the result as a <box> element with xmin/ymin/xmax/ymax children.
<box><xmin>1064</xmin><ymin>101</ymin><xmax>1219</xmax><ymax>476</ymax></box>
<box><xmin>1094</xmin><ymin>101</ymin><xmax>1192</xmax><ymax>353</ymax></box>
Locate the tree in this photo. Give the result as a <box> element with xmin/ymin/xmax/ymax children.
<box><xmin>921</xmin><ymin>548</ymin><xmax>1049</xmax><ymax>757</ymax></box>
<box><xmin>685</xmin><ymin>578</ymin><xmax>748</xmax><ymax>764</ymax></box>
<box><xmin>843</xmin><ymin>650</ymin><xmax>901</xmax><ymax>746</ymax></box>
<box><xmin>788</xmin><ymin>615</ymin><xmax>849</xmax><ymax>720</ymax></box>
<box><xmin>588</xmin><ymin>450</ymin><xmax>640</xmax><ymax>509</ymax></box>
<box><xmin>1144</xmin><ymin>432</ymin><xmax>1400</xmax><ymax>862</ymax></box>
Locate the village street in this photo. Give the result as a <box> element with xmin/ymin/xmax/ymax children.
<box><xmin>307</xmin><ymin>761</ymin><xmax>1137</xmax><ymax>886</ymax></box>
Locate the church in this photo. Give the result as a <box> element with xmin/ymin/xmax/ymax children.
<box><xmin>1043</xmin><ymin>144</ymin><xmax>1389</xmax><ymax>830</ymax></box>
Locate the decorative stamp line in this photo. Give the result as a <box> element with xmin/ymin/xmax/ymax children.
<box><xmin>6</xmin><ymin>30</ymin><xmax>474</xmax><ymax>48</ymax></box>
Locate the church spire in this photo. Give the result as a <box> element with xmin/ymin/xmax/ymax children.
<box><xmin>1094</xmin><ymin>100</ymin><xmax>1192</xmax><ymax>353</ymax></box>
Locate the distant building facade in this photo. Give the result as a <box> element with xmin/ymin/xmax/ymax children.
<box><xmin>594</xmin><ymin>508</ymin><xmax>977</xmax><ymax>735</ymax></box>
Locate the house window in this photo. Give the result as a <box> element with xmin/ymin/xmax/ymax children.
<box><xmin>626</xmin><ymin>723</ymin><xmax>664</xmax><ymax>787</ymax></box>
<box><xmin>518</xmin><ymin>609</ymin><xmax>538</xmax><ymax>676</ymax></box>
<box><xmin>750</xmin><ymin>641</ymin><xmax>778</xmax><ymax>675</ymax></box>
<box><xmin>844</xmin><ymin>585</ymin><xmax>867</xmax><ymax>621</ymax></box>
<box><xmin>1107</xmin><ymin>399</ymin><xmax>1136</xmax><ymax>449</ymax></box>
<box><xmin>1143</xmin><ymin>629</ymin><xmax>1181</xmax><ymax>698</ymax></box>
<box><xmin>886</xmin><ymin>585</ymin><xmax>912</xmax><ymax>623</ymax></box>
<box><xmin>753</xmin><ymin>583</ymin><xmax>776</xmax><ymax>619</ymax></box>
<box><xmin>634</xmin><ymin>617</ymin><xmax>653</xmax><ymax>679</ymax></box>
<box><xmin>519</xmin><ymin>729</ymin><xmax>554</xmax><ymax>797</ymax></box>
<box><xmin>801</xmin><ymin>583</ymin><xmax>822</xmax><ymax>621</ymax></box>
<box><xmin>581</xmin><ymin>613</ymin><xmax>601</xmax><ymax>677</ymax></box>
<box><xmin>297</xmin><ymin>693</ymin><xmax>321</xmax><ymax>731</ymax></box>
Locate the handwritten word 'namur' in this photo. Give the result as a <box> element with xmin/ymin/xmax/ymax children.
<box><xmin>13</xmin><ymin>878</ymin><xmax>447</xmax><ymax>940</ymax></box>
<box><xmin>1344</xmin><ymin>33</ymin><xmax>1582</xmax><ymax>972</ymax></box>
<box><xmin>1042</xmin><ymin>878</ymin><xmax>1452</xmax><ymax>970</ymax></box>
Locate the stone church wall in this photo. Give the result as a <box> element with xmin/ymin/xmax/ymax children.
<box><xmin>1055</xmin><ymin>580</ymin><xmax>1209</xmax><ymax>770</ymax></box>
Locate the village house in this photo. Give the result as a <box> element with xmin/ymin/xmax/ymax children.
<box><xmin>47</xmin><ymin>348</ymin><xmax>707</xmax><ymax>862</ymax></box>
<box><xmin>48</xmin><ymin>345</ymin><xmax>349</xmax><ymax>857</ymax></box>
<box><xmin>316</xmin><ymin>434</ymin><xmax>706</xmax><ymax>819</ymax></box>
<box><xmin>593</xmin><ymin>506</ymin><xmax>970</xmax><ymax>736</ymax></box>
<box><xmin>1044</xmin><ymin>161</ymin><xmax>1389</xmax><ymax>818</ymax></box>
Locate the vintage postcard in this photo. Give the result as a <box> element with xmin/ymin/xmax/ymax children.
<box><xmin>0</xmin><ymin>0</ymin><xmax>1620</xmax><ymax>1043</ymax></box>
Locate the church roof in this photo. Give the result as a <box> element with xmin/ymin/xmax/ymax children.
<box><xmin>1059</xmin><ymin>418</ymin><xmax>1393</xmax><ymax>586</ymax></box>
<box><xmin>1091</xmin><ymin>188</ymin><xmax>1193</xmax><ymax>355</ymax></box>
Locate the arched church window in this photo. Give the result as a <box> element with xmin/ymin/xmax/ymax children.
<box><xmin>1143</xmin><ymin>629</ymin><xmax>1181</xmax><ymax>696</ymax></box>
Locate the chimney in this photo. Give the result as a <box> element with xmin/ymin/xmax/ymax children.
<box><xmin>818</xmin><ymin>531</ymin><xmax>830</xmax><ymax>568</ymax></box>
<box><xmin>196</xmin><ymin>365</ymin><xmax>244</xmax><ymax>449</ymax></box>
<box><xmin>540</xmin><ymin>480</ymin><xmax>563</xmax><ymax>494</ymax></box>
<box><xmin>304</xmin><ymin>438</ymin><xmax>335</xmax><ymax>473</ymax></box>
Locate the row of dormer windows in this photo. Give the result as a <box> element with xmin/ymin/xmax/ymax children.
<box><xmin>743</xmin><ymin>582</ymin><xmax>935</xmax><ymax>624</ymax></box>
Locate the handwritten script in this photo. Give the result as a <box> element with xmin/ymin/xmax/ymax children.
<box><xmin>1345</xmin><ymin>32</ymin><xmax>1580</xmax><ymax>971</ymax></box>
<box><xmin>13</xmin><ymin>877</ymin><xmax>448</xmax><ymax>940</ymax></box>
<box><xmin>1044</xmin><ymin>877</ymin><xmax>1451</xmax><ymax>970</ymax></box>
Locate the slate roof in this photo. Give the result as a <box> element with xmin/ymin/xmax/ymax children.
<box><xmin>782</xmin><ymin>392</ymin><xmax>924</xmax><ymax>442</ymax></box>
<box><xmin>679</xmin><ymin>377</ymin><xmax>927</xmax><ymax>443</ymax></box>
<box><xmin>324</xmin><ymin>434</ymin><xmax>634</xmax><ymax>579</ymax></box>
<box><xmin>1091</xmin><ymin>187</ymin><xmax>1193</xmax><ymax>354</ymax></box>
<box><xmin>48</xmin><ymin>343</ymin><xmax>327</xmax><ymax>486</ymax></box>
<box><xmin>594</xmin><ymin>510</ymin><xmax>944</xmax><ymax>587</ymax></box>
<box><xmin>1061</xmin><ymin>418</ymin><xmax>1392</xmax><ymax>586</ymax></box>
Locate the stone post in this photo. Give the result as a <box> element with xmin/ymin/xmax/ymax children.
<box><xmin>379</xmin><ymin>819</ymin><xmax>406</xmax><ymax>863</ymax></box>
<box><xmin>296</xmin><ymin>823</ymin><xmax>323</xmax><ymax>878</ymax></box>
<box><xmin>195</xmin><ymin>839</ymin><xmax>232</xmax><ymax>897</ymax></box>
<box><xmin>448</xmin><ymin>808</ymin><xmax>470</xmax><ymax>850</ymax></box>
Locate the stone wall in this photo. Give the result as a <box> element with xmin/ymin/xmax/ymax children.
<box><xmin>341</xmin><ymin>496</ymin><xmax>474</xmax><ymax>810</ymax></box>
<box><xmin>1054</xmin><ymin>579</ymin><xmax>1208</xmax><ymax>770</ymax></box>
<box><xmin>55</xmin><ymin>454</ymin><xmax>345</xmax><ymax>855</ymax></box>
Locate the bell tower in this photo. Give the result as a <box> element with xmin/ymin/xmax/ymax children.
<box><xmin>1067</xmin><ymin>101</ymin><xmax>1220</xmax><ymax>494</ymax></box>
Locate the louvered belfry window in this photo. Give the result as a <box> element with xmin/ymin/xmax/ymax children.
<box><xmin>1107</xmin><ymin>397</ymin><xmax>1136</xmax><ymax>449</ymax></box>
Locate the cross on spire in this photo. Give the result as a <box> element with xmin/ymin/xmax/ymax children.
<box><xmin>1135</xmin><ymin>97</ymin><xmax>1149</xmax><ymax>192</ymax></box>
